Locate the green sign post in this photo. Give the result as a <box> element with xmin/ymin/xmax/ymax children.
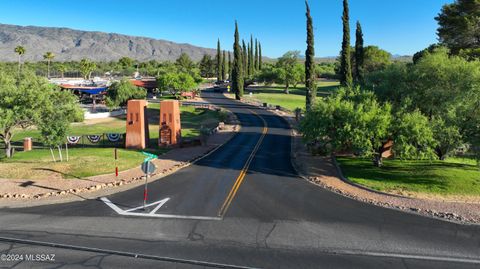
<box><xmin>141</xmin><ymin>152</ymin><xmax>158</xmax><ymax>210</ymax></box>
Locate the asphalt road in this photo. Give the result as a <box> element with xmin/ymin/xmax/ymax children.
<box><xmin>0</xmin><ymin>90</ymin><xmax>479</xmax><ymax>268</ymax></box>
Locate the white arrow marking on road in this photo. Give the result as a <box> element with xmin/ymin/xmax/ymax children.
<box><xmin>100</xmin><ymin>197</ymin><xmax>222</xmax><ymax>221</ymax></box>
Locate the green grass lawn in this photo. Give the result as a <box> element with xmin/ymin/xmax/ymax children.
<box><xmin>0</xmin><ymin>148</ymin><xmax>146</xmax><ymax>179</ymax></box>
<box><xmin>246</xmin><ymin>81</ymin><xmax>340</xmax><ymax>111</ymax></box>
<box><xmin>0</xmin><ymin>104</ymin><xmax>220</xmax><ymax>179</ymax></box>
<box><xmin>336</xmin><ymin>156</ymin><xmax>480</xmax><ymax>197</ymax></box>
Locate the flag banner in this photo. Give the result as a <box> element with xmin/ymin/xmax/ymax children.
<box><xmin>67</xmin><ymin>136</ymin><xmax>81</xmax><ymax>145</ymax></box>
<box><xmin>87</xmin><ymin>135</ymin><xmax>101</xmax><ymax>143</ymax></box>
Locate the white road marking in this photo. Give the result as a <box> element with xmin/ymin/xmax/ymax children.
<box><xmin>101</xmin><ymin>197</ymin><xmax>222</xmax><ymax>221</ymax></box>
<box><xmin>123</xmin><ymin>198</ymin><xmax>170</xmax><ymax>213</ymax></box>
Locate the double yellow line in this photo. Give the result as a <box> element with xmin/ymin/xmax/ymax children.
<box><xmin>217</xmin><ymin>110</ymin><xmax>268</xmax><ymax>217</ymax></box>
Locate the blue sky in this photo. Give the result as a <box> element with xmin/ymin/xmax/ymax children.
<box><xmin>0</xmin><ymin>0</ymin><xmax>454</xmax><ymax>58</ymax></box>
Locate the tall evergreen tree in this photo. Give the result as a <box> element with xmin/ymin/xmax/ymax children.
<box><xmin>340</xmin><ymin>0</ymin><xmax>353</xmax><ymax>87</ymax></box>
<box><xmin>247</xmin><ymin>42</ymin><xmax>251</xmax><ymax>77</ymax></box>
<box><xmin>228</xmin><ymin>52</ymin><xmax>232</xmax><ymax>79</ymax></box>
<box><xmin>216</xmin><ymin>39</ymin><xmax>222</xmax><ymax>81</ymax></box>
<box><xmin>354</xmin><ymin>21</ymin><xmax>364</xmax><ymax>83</ymax></box>
<box><xmin>242</xmin><ymin>40</ymin><xmax>248</xmax><ymax>76</ymax></box>
<box><xmin>254</xmin><ymin>39</ymin><xmax>259</xmax><ymax>71</ymax></box>
<box><xmin>305</xmin><ymin>1</ymin><xmax>316</xmax><ymax>111</ymax></box>
<box><xmin>221</xmin><ymin>50</ymin><xmax>227</xmax><ymax>81</ymax></box>
<box><xmin>248</xmin><ymin>35</ymin><xmax>254</xmax><ymax>76</ymax></box>
<box><xmin>232</xmin><ymin>21</ymin><xmax>244</xmax><ymax>100</ymax></box>
<box><xmin>259</xmin><ymin>42</ymin><xmax>263</xmax><ymax>70</ymax></box>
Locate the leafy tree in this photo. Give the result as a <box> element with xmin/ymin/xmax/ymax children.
<box><xmin>340</xmin><ymin>0</ymin><xmax>353</xmax><ymax>87</ymax></box>
<box><xmin>156</xmin><ymin>71</ymin><xmax>198</xmax><ymax>97</ymax></box>
<box><xmin>363</xmin><ymin>46</ymin><xmax>391</xmax><ymax>73</ymax></box>
<box><xmin>436</xmin><ymin>0</ymin><xmax>480</xmax><ymax>57</ymax></box>
<box><xmin>305</xmin><ymin>0</ymin><xmax>316</xmax><ymax>111</ymax></box>
<box><xmin>38</xmin><ymin>90</ymin><xmax>83</xmax><ymax>161</ymax></box>
<box><xmin>232</xmin><ymin>21</ymin><xmax>244</xmax><ymax>100</ymax></box>
<box><xmin>0</xmin><ymin>72</ymin><xmax>82</xmax><ymax>158</ymax></box>
<box><xmin>301</xmin><ymin>86</ymin><xmax>439</xmax><ymax>166</ymax></box>
<box><xmin>354</xmin><ymin>21</ymin><xmax>364</xmax><ymax>83</ymax></box>
<box><xmin>43</xmin><ymin>52</ymin><xmax>55</xmax><ymax>78</ymax></box>
<box><xmin>199</xmin><ymin>54</ymin><xmax>215</xmax><ymax>78</ymax></box>
<box><xmin>14</xmin><ymin>46</ymin><xmax>26</xmax><ymax>75</ymax></box>
<box><xmin>276</xmin><ymin>51</ymin><xmax>301</xmax><ymax>94</ymax></box>
<box><xmin>391</xmin><ymin>108</ymin><xmax>437</xmax><ymax>161</ymax></box>
<box><xmin>316</xmin><ymin>63</ymin><xmax>337</xmax><ymax>79</ymax></box>
<box><xmin>57</xmin><ymin>63</ymin><xmax>66</xmax><ymax>78</ymax></box>
<box><xmin>367</xmin><ymin>48</ymin><xmax>480</xmax><ymax>160</ymax></box>
<box><xmin>79</xmin><ymin>58</ymin><xmax>96</xmax><ymax>80</ymax></box>
<box><xmin>216</xmin><ymin>39</ymin><xmax>222</xmax><ymax>81</ymax></box>
<box><xmin>413</xmin><ymin>44</ymin><xmax>445</xmax><ymax>64</ymax></box>
<box><xmin>118</xmin><ymin>57</ymin><xmax>134</xmax><ymax>69</ymax></box>
<box><xmin>300</xmin><ymin>87</ymin><xmax>392</xmax><ymax>166</ymax></box>
<box><xmin>175</xmin><ymin>53</ymin><xmax>195</xmax><ymax>73</ymax></box>
<box><xmin>255</xmin><ymin>64</ymin><xmax>278</xmax><ymax>85</ymax></box>
<box><xmin>105</xmin><ymin>80</ymin><xmax>146</xmax><ymax>109</ymax></box>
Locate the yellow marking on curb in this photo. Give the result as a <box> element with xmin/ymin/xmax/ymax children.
<box><xmin>218</xmin><ymin>110</ymin><xmax>268</xmax><ymax>217</ymax></box>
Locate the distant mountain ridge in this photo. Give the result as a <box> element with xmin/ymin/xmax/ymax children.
<box><xmin>0</xmin><ymin>23</ymin><xmax>217</xmax><ymax>62</ymax></box>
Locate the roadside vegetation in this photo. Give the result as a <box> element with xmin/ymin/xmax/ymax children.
<box><xmin>337</xmin><ymin>157</ymin><xmax>480</xmax><ymax>198</ymax></box>
<box><xmin>246</xmin><ymin>81</ymin><xmax>339</xmax><ymax>111</ymax></box>
<box><xmin>299</xmin><ymin>0</ymin><xmax>480</xmax><ymax>197</ymax></box>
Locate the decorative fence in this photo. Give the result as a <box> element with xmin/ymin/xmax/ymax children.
<box><xmin>66</xmin><ymin>133</ymin><xmax>125</xmax><ymax>148</ymax></box>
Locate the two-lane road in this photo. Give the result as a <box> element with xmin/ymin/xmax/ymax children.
<box><xmin>0</xmin><ymin>91</ymin><xmax>479</xmax><ymax>268</ymax></box>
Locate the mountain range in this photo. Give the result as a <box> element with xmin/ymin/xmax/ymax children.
<box><xmin>0</xmin><ymin>23</ymin><xmax>217</xmax><ymax>62</ymax></box>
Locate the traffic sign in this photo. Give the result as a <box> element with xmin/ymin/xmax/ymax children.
<box><xmin>141</xmin><ymin>160</ymin><xmax>157</xmax><ymax>175</ymax></box>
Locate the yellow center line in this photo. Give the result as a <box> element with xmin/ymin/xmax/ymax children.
<box><xmin>218</xmin><ymin>110</ymin><xmax>268</xmax><ymax>217</ymax></box>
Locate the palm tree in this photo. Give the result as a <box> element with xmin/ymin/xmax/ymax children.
<box><xmin>43</xmin><ymin>52</ymin><xmax>55</xmax><ymax>78</ymax></box>
<box><xmin>57</xmin><ymin>64</ymin><xmax>66</xmax><ymax>78</ymax></box>
<box><xmin>14</xmin><ymin>46</ymin><xmax>26</xmax><ymax>75</ymax></box>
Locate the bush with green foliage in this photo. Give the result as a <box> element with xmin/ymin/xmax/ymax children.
<box><xmin>105</xmin><ymin>79</ymin><xmax>146</xmax><ymax>109</ymax></box>
<box><xmin>366</xmin><ymin>48</ymin><xmax>480</xmax><ymax>162</ymax></box>
<box><xmin>300</xmin><ymin>86</ymin><xmax>442</xmax><ymax>167</ymax></box>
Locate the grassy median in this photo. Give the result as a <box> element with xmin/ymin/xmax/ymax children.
<box><xmin>246</xmin><ymin>80</ymin><xmax>340</xmax><ymax>111</ymax></box>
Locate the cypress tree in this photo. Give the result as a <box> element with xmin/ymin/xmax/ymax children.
<box><xmin>254</xmin><ymin>39</ymin><xmax>259</xmax><ymax>71</ymax></box>
<box><xmin>340</xmin><ymin>0</ymin><xmax>353</xmax><ymax>87</ymax></box>
<box><xmin>242</xmin><ymin>40</ymin><xmax>247</xmax><ymax>76</ymax></box>
<box><xmin>228</xmin><ymin>52</ymin><xmax>232</xmax><ymax>79</ymax></box>
<box><xmin>259</xmin><ymin>42</ymin><xmax>263</xmax><ymax>70</ymax></box>
<box><xmin>247</xmin><ymin>42</ymin><xmax>251</xmax><ymax>77</ymax></box>
<box><xmin>354</xmin><ymin>21</ymin><xmax>364</xmax><ymax>83</ymax></box>
<box><xmin>216</xmin><ymin>39</ymin><xmax>222</xmax><ymax>81</ymax></box>
<box><xmin>232</xmin><ymin>21</ymin><xmax>244</xmax><ymax>100</ymax></box>
<box><xmin>221</xmin><ymin>50</ymin><xmax>227</xmax><ymax>81</ymax></box>
<box><xmin>249</xmin><ymin>35</ymin><xmax>254</xmax><ymax>76</ymax></box>
<box><xmin>305</xmin><ymin>1</ymin><xmax>316</xmax><ymax>111</ymax></box>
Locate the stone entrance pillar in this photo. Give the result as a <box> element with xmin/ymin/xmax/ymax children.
<box><xmin>125</xmin><ymin>100</ymin><xmax>149</xmax><ymax>149</ymax></box>
<box><xmin>159</xmin><ymin>100</ymin><xmax>181</xmax><ymax>146</ymax></box>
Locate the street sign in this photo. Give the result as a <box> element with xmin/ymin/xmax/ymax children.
<box><xmin>141</xmin><ymin>160</ymin><xmax>157</xmax><ymax>175</ymax></box>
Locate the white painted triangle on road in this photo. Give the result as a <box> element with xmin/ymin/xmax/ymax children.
<box><xmin>100</xmin><ymin>197</ymin><xmax>222</xmax><ymax>221</ymax></box>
